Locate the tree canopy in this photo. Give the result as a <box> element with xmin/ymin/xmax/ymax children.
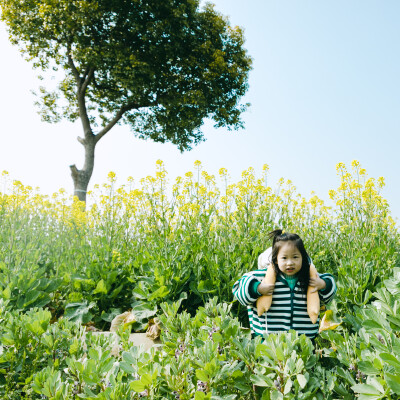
<box><xmin>1</xmin><ymin>0</ymin><xmax>252</xmax><ymax>200</ymax></box>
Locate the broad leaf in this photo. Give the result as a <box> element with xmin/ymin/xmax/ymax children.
<box><xmin>385</xmin><ymin>372</ymin><xmax>400</xmax><ymax>394</ymax></box>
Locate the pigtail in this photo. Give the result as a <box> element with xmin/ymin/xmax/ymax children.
<box><xmin>268</xmin><ymin>229</ymin><xmax>283</xmax><ymax>246</ymax></box>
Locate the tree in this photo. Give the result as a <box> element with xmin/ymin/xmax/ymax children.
<box><xmin>0</xmin><ymin>0</ymin><xmax>252</xmax><ymax>201</ymax></box>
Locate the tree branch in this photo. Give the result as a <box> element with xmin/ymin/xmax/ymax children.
<box><xmin>80</xmin><ymin>67</ymin><xmax>95</xmax><ymax>96</ymax></box>
<box><xmin>67</xmin><ymin>44</ymin><xmax>81</xmax><ymax>85</ymax></box>
<box><xmin>82</xmin><ymin>65</ymin><xmax>90</xmax><ymax>80</ymax></box>
<box><xmin>70</xmin><ymin>164</ymin><xmax>79</xmax><ymax>179</ymax></box>
<box><xmin>94</xmin><ymin>102</ymin><xmax>141</xmax><ymax>144</ymax></box>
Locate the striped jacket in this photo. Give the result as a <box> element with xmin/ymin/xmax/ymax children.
<box><xmin>232</xmin><ymin>268</ymin><xmax>337</xmax><ymax>339</ymax></box>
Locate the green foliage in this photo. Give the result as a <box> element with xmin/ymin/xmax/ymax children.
<box><xmin>0</xmin><ymin>278</ymin><xmax>399</xmax><ymax>399</ymax></box>
<box><xmin>0</xmin><ymin>263</ymin><xmax>62</xmax><ymax>311</ymax></box>
<box><xmin>0</xmin><ymin>162</ymin><xmax>399</xmax><ymax>330</ymax></box>
<box><xmin>0</xmin><ymin>0</ymin><xmax>252</xmax><ymax>150</ymax></box>
<box><xmin>0</xmin><ymin>163</ymin><xmax>399</xmax><ymax>397</ymax></box>
<box><xmin>0</xmin><ymin>302</ymin><xmax>85</xmax><ymax>399</ymax></box>
<box><xmin>318</xmin><ymin>267</ymin><xmax>400</xmax><ymax>399</ymax></box>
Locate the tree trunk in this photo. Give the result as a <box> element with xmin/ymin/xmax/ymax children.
<box><xmin>67</xmin><ymin>56</ymin><xmax>135</xmax><ymax>203</ymax></box>
<box><xmin>70</xmin><ymin>135</ymin><xmax>96</xmax><ymax>203</ymax></box>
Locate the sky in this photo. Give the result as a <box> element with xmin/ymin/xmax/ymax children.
<box><xmin>0</xmin><ymin>0</ymin><xmax>399</xmax><ymax>221</ymax></box>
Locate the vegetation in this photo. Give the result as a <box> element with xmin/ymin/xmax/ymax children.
<box><xmin>0</xmin><ymin>0</ymin><xmax>252</xmax><ymax>200</ymax></box>
<box><xmin>0</xmin><ymin>160</ymin><xmax>399</xmax><ymax>399</ymax></box>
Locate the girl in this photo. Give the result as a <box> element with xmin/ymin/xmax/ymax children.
<box><xmin>232</xmin><ymin>229</ymin><xmax>336</xmax><ymax>339</ymax></box>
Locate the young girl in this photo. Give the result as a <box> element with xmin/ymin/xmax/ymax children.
<box><xmin>232</xmin><ymin>229</ymin><xmax>336</xmax><ymax>339</ymax></box>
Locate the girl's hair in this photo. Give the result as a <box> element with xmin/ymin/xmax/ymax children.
<box><xmin>268</xmin><ymin>229</ymin><xmax>310</xmax><ymax>293</ymax></box>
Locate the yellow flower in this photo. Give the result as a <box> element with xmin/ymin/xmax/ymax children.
<box><xmin>220</xmin><ymin>196</ymin><xmax>229</xmax><ymax>204</ymax></box>
<box><xmin>219</xmin><ymin>168</ymin><xmax>228</xmax><ymax>176</ymax></box>
<box><xmin>350</xmin><ymin>181</ymin><xmax>362</xmax><ymax>190</ymax></box>
<box><xmin>317</xmin><ymin>217</ymin><xmax>326</xmax><ymax>226</ymax></box>
<box><xmin>146</xmin><ymin>176</ymin><xmax>156</xmax><ymax>183</ymax></box>
<box><xmin>365</xmin><ymin>178</ymin><xmax>375</xmax><ymax>189</ymax></box>
<box><xmin>336</xmin><ymin>162</ymin><xmax>345</xmax><ymax>172</ymax></box>
<box><xmin>107</xmin><ymin>171</ymin><xmax>116</xmax><ymax>182</ymax></box>
<box><xmin>351</xmin><ymin>160</ymin><xmax>360</xmax><ymax>169</ymax></box>
<box><xmin>156</xmin><ymin>171</ymin><xmax>167</xmax><ymax>179</ymax></box>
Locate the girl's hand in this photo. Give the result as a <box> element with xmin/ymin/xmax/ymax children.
<box><xmin>258</xmin><ymin>280</ymin><xmax>275</xmax><ymax>296</ymax></box>
<box><xmin>309</xmin><ymin>276</ymin><xmax>326</xmax><ymax>293</ymax></box>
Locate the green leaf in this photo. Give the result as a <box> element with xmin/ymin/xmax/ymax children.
<box><xmin>130</xmin><ymin>380</ymin><xmax>146</xmax><ymax>392</ymax></box>
<box><xmin>93</xmin><ymin>279</ymin><xmax>107</xmax><ymax>294</ymax></box>
<box><xmin>368</xmin><ymin>377</ymin><xmax>385</xmax><ymax>394</ymax></box>
<box><xmin>271</xmin><ymin>391</ymin><xmax>283</xmax><ymax>400</ymax></box>
<box><xmin>148</xmin><ymin>285</ymin><xmax>169</xmax><ymax>301</ymax></box>
<box><xmin>119</xmin><ymin>362</ymin><xmax>135</xmax><ymax>374</ymax></box>
<box><xmin>197</xmin><ymin>280</ymin><xmax>217</xmax><ymax>294</ymax></box>
<box><xmin>82</xmin><ymin>372</ymin><xmax>98</xmax><ymax>386</ymax></box>
<box><xmin>141</xmin><ymin>373</ymin><xmax>153</xmax><ymax>386</ymax></box>
<box><xmin>295</xmin><ymin>358</ymin><xmax>304</xmax><ymax>373</ymax></box>
<box><xmin>2</xmin><ymin>286</ymin><xmax>11</xmax><ymax>300</ymax></box>
<box><xmin>212</xmin><ymin>332</ymin><xmax>223</xmax><ymax>344</ymax></box>
<box><xmin>351</xmin><ymin>384</ymin><xmax>381</xmax><ymax>395</ymax></box>
<box><xmin>357</xmin><ymin>395</ymin><xmax>383</xmax><ymax>400</ymax></box>
<box><xmin>385</xmin><ymin>372</ymin><xmax>400</xmax><ymax>394</ymax></box>
<box><xmin>232</xmin><ymin>370</ymin><xmax>243</xmax><ymax>378</ymax></box>
<box><xmin>131</xmin><ymin>302</ymin><xmax>157</xmax><ymax>321</ymax></box>
<box><xmin>373</xmin><ymin>357</ymin><xmax>383</xmax><ymax>370</ymax></box>
<box><xmin>122</xmin><ymin>351</ymin><xmax>136</xmax><ymax>365</ymax></box>
<box><xmin>101</xmin><ymin>308</ymin><xmax>122</xmax><ymax>322</ymax></box>
<box><xmin>26</xmin><ymin>320</ymin><xmax>47</xmax><ymax>336</ymax></box>
<box><xmin>297</xmin><ymin>374</ymin><xmax>307</xmax><ymax>389</ymax></box>
<box><xmin>69</xmin><ymin>340</ymin><xmax>80</xmax><ymax>355</ymax></box>
<box><xmin>380</xmin><ymin>353</ymin><xmax>400</xmax><ymax>368</ymax></box>
<box><xmin>64</xmin><ymin>301</ymin><xmax>95</xmax><ymax>324</ymax></box>
<box><xmin>283</xmin><ymin>378</ymin><xmax>292</xmax><ymax>394</ymax></box>
<box><xmin>196</xmin><ymin>370</ymin><xmax>209</xmax><ymax>382</ymax></box>
<box><xmin>194</xmin><ymin>392</ymin><xmax>205</xmax><ymax>400</ymax></box>
<box><xmin>234</xmin><ymin>380</ymin><xmax>251</xmax><ymax>392</ymax></box>
<box><xmin>250</xmin><ymin>374</ymin><xmax>273</xmax><ymax>387</ymax></box>
<box><xmin>362</xmin><ymin>320</ymin><xmax>383</xmax><ymax>330</ymax></box>
<box><xmin>194</xmin><ymin>338</ymin><xmax>205</xmax><ymax>347</ymax></box>
<box><xmin>275</xmin><ymin>346</ymin><xmax>284</xmax><ymax>361</ymax></box>
<box><xmin>358</xmin><ymin>361</ymin><xmax>380</xmax><ymax>375</ymax></box>
<box><xmin>17</xmin><ymin>290</ymin><xmax>40</xmax><ymax>308</ymax></box>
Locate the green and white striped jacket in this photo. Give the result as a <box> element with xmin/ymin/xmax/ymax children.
<box><xmin>232</xmin><ymin>268</ymin><xmax>337</xmax><ymax>339</ymax></box>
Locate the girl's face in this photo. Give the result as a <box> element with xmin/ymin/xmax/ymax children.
<box><xmin>277</xmin><ymin>242</ymin><xmax>302</xmax><ymax>275</ymax></box>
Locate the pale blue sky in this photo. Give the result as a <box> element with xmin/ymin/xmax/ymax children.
<box><xmin>0</xmin><ymin>0</ymin><xmax>399</xmax><ymax>220</ymax></box>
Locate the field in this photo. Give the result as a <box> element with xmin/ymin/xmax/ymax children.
<box><xmin>0</xmin><ymin>160</ymin><xmax>399</xmax><ymax>399</ymax></box>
